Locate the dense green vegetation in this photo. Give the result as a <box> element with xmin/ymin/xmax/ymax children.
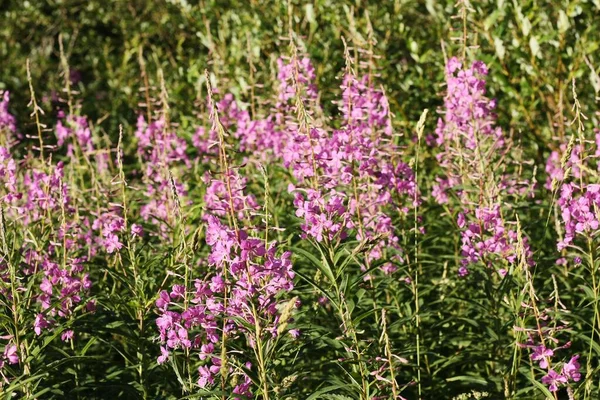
<box><xmin>1</xmin><ymin>1</ymin><xmax>600</xmax><ymax>399</ymax></box>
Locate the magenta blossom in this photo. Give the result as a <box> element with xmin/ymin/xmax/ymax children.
<box><xmin>541</xmin><ymin>369</ymin><xmax>568</xmax><ymax>392</ymax></box>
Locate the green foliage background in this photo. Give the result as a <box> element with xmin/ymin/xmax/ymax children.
<box><xmin>2</xmin><ymin>0</ymin><xmax>600</xmax><ymax>399</ymax></box>
<box><xmin>3</xmin><ymin>0</ymin><xmax>599</xmax><ymax>146</ymax></box>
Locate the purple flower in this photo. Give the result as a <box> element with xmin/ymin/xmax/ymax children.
<box><xmin>531</xmin><ymin>345</ymin><xmax>554</xmax><ymax>369</ymax></box>
<box><xmin>104</xmin><ymin>233</ymin><xmax>123</xmax><ymax>254</ymax></box>
<box><xmin>557</xmin><ymin>184</ymin><xmax>600</xmax><ymax>250</ymax></box>
<box><xmin>0</xmin><ymin>91</ymin><xmax>19</xmax><ymax>146</ymax></box>
<box><xmin>156</xmin><ymin>290</ymin><xmax>170</xmax><ymax>311</ymax></box>
<box><xmin>34</xmin><ymin>314</ymin><xmax>52</xmax><ymax>335</ymax></box>
<box><xmin>198</xmin><ymin>365</ymin><xmax>215</xmax><ymax>388</ymax></box>
<box><xmin>457</xmin><ymin>212</ymin><xmax>466</xmax><ymax>228</ymax></box>
<box><xmin>155</xmin><ymin>172</ymin><xmax>296</xmax><ymax>391</ymax></box>
<box><xmin>562</xmin><ymin>355</ymin><xmax>581</xmax><ymax>382</ymax></box>
<box><xmin>459</xmin><ymin>205</ymin><xmax>533</xmax><ymax>272</ymax></box>
<box><xmin>199</xmin><ymin>343</ymin><xmax>214</xmax><ymax>360</ymax></box>
<box><xmin>170</xmin><ymin>285</ymin><xmax>185</xmax><ymax>300</ymax></box>
<box><xmin>61</xmin><ymin>330</ymin><xmax>74</xmax><ymax>342</ymax></box>
<box><xmin>131</xmin><ymin>223</ymin><xmax>143</xmax><ymax>237</ymax></box>
<box><xmin>3</xmin><ymin>344</ymin><xmax>18</xmax><ymax>365</ymax></box>
<box><xmin>541</xmin><ymin>369</ymin><xmax>568</xmax><ymax>392</ymax></box>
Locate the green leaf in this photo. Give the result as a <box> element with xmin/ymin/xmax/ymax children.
<box><xmin>293</xmin><ymin>246</ymin><xmax>336</xmax><ymax>285</ymax></box>
<box><xmin>521</xmin><ymin>368</ymin><xmax>554</xmax><ymax>399</ymax></box>
<box><xmin>306</xmin><ymin>385</ymin><xmax>349</xmax><ymax>400</ymax></box>
<box><xmin>445</xmin><ymin>375</ymin><xmax>488</xmax><ymax>386</ymax></box>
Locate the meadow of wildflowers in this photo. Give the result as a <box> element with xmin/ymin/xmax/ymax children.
<box><xmin>1</xmin><ymin>1</ymin><xmax>600</xmax><ymax>399</ymax></box>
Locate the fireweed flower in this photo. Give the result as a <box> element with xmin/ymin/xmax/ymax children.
<box><xmin>292</xmin><ymin>188</ymin><xmax>352</xmax><ymax>243</ymax></box>
<box><xmin>542</xmin><ymin>369</ymin><xmax>568</xmax><ymax>392</ymax></box>
<box><xmin>193</xmin><ymin>88</ymin><xmax>283</xmax><ymax>166</ymax></box>
<box><xmin>268</xmin><ymin>55</ymin><xmax>418</xmax><ymax>274</ymax></box>
<box><xmin>277</xmin><ymin>56</ymin><xmax>321</xmax><ymax>173</ymax></box>
<box><xmin>433</xmin><ymin>57</ymin><xmax>533</xmax><ymax>275</ymax></box>
<box><xmin>519</xmin><ymin>318</ymin><xmax>581</xmax><ymax>392</ymax></box>
<box><xmin>0</xmin><ymin>91</ymin><xmax>20</xmax><ymax>148</ymax></box>
<box><xmin>135</xmin><ymin>115</ymin><xmax>189</xmax><ymax>235</ymax></box>
<box><xmin>92</xmin><ymin>211</ymin><xmax>125</xmax><ymax>254</ymax></box>
<box><xmin>214</xmin><ymin>57</ymin><xmax>319</xmax><ymax>166</ymax></box>
<box><xmin>193</xmin><ymin>92</ymin><xmax>240</xmax><ymax>161</ymax></box>
<box><xmin>130</xmin><ymin>223</ymin><xmax>143</xmax><ymax>237</ymax></box>
<box><xmin>203</xmin><ymin>171</ymin><xmax>260</xmax><ymax>221</ymax></box>
<box><xmin>0</xmin><ymin>147</ymin><xmax>20</xmax><ymax>207</ymax></box>
<box><xmin>26</xmin><ymin>223</ymin><xmax>93</xmax><ymax>336</ymax></box>
<box><xmin>54</xmin><ymin>113</ymin><xmax>109</xmax><ymax>172</ymax></box>
<box><xmin>556</xmin><ymin>183</ymin><xmax>600</xmax><ymax>250</ymax></box>
<box><xmin>55</xmin><ymin>115</ymin><xmax>93</xmax><ymax>153</ymax></box>
<box><xmin>0</xmin><ymin>149</ymin><xmax>94</xmax><ymax>339</ymax></box>
<box><xmin>20</xmin><ymin>162</ymin><xmax>71</xmax><ymax>224</ymax></box>
<box><xmin>155</xmin><ymin>174</ymin><xmax>295</xmax><ymax>393</ymax></box>
<box><xmin>274</xmin><ymin>56</ymin><xmax>325</xmax><ymax>184</ymax></box>
<box><xmin>545</xmin><ymin>128</ymin><xmax>600</xmax><ymax>193</ymax></box>
<box><xmin>545</xmin><ymin>125</ymin><xmax>600</xmax><ymax>252</ymax></box>
<box><xmin>531</xmin><ymin>345</ymin><xmax>554</xmax><ymax>369</ymax></box>
<box><xmin>459</xmin><ymin>205</ymin><xmax>534</xmax><ymax>271</ymax></box>
<box><xmin>536</xmin><ymin>127</ymin><xmax>599</xmax><ymax>395</ymax></box>
<box><xmin>0</xmin><ymin>92</ymin><xmax>17</xmax><ymax>134</ymax></box>
<box><xmin>544</xmin><ymin>143</ymin><xmax>583</xmax><ymax>190</ymax></box>
<box><xmin>0</xmin><ymin>343</ymin><xmax>19</xmax><ymax>370</ymax></box>
<box><xmin>334</xmin><ymin>71</ymin><xmax>418</xmax><ymax>261</ymax></box>
<box><xmin>61</xmin><ymin>330</ymin><xmax>74</xmax><ymax>342</ymax></box>
<box><xmin>562</xmin><ymin>355</ymin><xmax>581</xmax><ymax>382</ymax></box>
<box><xmin>434</xmin><ymin>59</ymin><xmax>503</xmax><ymax>152</ymax></box>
